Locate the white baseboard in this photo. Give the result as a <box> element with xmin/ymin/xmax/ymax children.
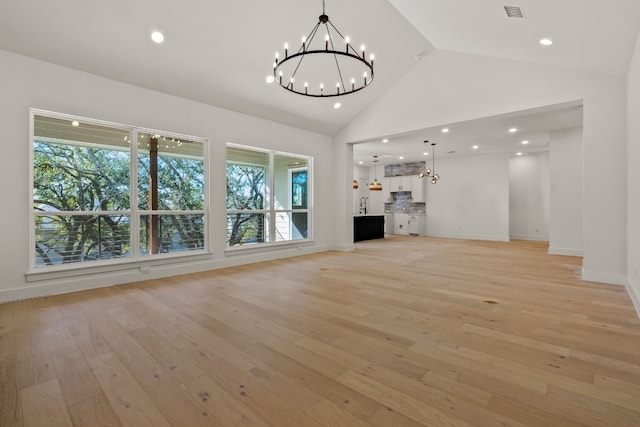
<box><xmin>581</xmin><ymin>269</ymin><xmax>627</xmax><ymax>286</ymax></box>
<box><xmin>626</xmin><ymin>282</ymin><xmax>640</xmax><ymax>319</ymax></box>
<box><xmin>510</xmin><ymin>234</ymin><xmax>549</xmax><ymax>242</ymax></box>
<box><xmin>548</xmin><ymin>247</ymin><xmax>584</xmax><ymax>256</ymax></box>
<box><xmin>426</xmin><ymin>232</ymin><xmax>509</xmax><ymax>242</ymax></box>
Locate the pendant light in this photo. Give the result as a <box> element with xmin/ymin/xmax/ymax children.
<box><xmin>352</xmin><ymin>179</ymin><xmax>359</xmax><ymax>189</ymax></box>
<box><xmin>419</xmin><ymin>141</ymin><xmax>440</xmax><ymax>184</ymax></box>
<box><xmin>369</xmin><ymin>155</ymin><xmax>383</xmax><ymax>191</ymax></box>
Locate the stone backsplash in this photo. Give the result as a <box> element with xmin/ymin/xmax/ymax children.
<box><xmin>384</xmin><ymin>191</ymin><xmax>426</xmax><ymax>214</ymax></box>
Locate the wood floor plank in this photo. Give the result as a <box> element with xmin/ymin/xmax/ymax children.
<box><xmin>67</xmin><ymin>392</ymin><xmax>123</xmax><ymax>427</ymax></box>
<box><xmin>86</xmin><ymin>352</ymin><xmax>172</xmax><ymax>427</ymax></box>
<box><xmin>2</xmin><ymin>237</ymin><xmax>640</xmax><ymax>426</ymax></box>
<box><xmin>20</xmin><ymin>379</ymin><xmax>73</xmax><ymax>427</ymax></box>
<box><xmin>0</xmin><ymin>354</ymin><xmax>22</xmax><ymax>427</ymax></box>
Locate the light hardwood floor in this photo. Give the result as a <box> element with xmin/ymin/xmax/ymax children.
<box><xmin>2</xmin><ymin>236</ymin><xmax>640</xmax><ymax>426</ymax></box>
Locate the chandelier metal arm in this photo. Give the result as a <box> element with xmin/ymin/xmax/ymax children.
<box><xmin>325</xmin><ymin>23</ymin><xmax>348</xmax><ymax>92</ymax></box>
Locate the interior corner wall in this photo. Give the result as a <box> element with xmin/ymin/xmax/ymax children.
<box><xmin>549</xmin><ymin>128</ymin><xmax>584</xmax><ymax>256</ymax></box>
<box><xmin>627</xmin><ymin>32</ymin><xmax>640</xmax><ymax>315</ymax></box>
<box><xmin>509</xmin><ymin>152</ymin><xmax>550</xmax><ymax>241</ymax></box>
<box><xmin>425</xmin><ymin>153</ymin><xmax>509</xmax><ymax>241</ymax></box>
<box><xmin>335</xmin><ymin>49</ymin><xmax>627</xmax><ymax>285</ymax></box>
<box><xmin>0</xmin><ymin>49</ymin><xmax>334</xmax><ymax>303</ymax></box>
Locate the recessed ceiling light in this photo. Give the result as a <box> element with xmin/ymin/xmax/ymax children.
<box><xmin>71</xmin><ymin>120</ymin><xmax>79</xmax><ymax>127</ymax></box>
<box><xmin>399</xmin><ymin>156</ymin><xmax>404</xmax><ymax>160</ymax></box>
<box><xmin>472</xmin><ymin>145</ymin><xmax>479</xmax><ymax>149</ymax></box>
<box><xmin>539</xmin><ymin>38</ymin><xmax>553</xmax><ymax>46</ymax></box>
<box><xmin>382</xmin><ymin>139</ymin><xmax>389</xmax><ymax>143</ymax></box>
<box><xmin>516</xmin><ymin>152</ymin><xmax>523</xmax><ymax>156</ymax></box>
<box><xmin>151</xmin><ymin>31</ymin><xmax>165</xmax><ymax>44</ymax></box>
<box><xmin>359</xmin><ymin>161</ymin><xmax>364</xmax><ymax>164</ymax></box>
<box><xmin>266</xmin><ymin>75</ymin><xmax>275</xmax><ymax>84</ymax></box>
<box><xmin>522</xmin><ymin>140</ymin><xmax>529</xmax><ymax>145</ymax></box>
<box><xmin>441</xmin><ymin>128</ymin><xmax>449</xmax><ymax>133</ymax></box>
<box><xmin>509</xmin><ymin>128</ymin><xmax>518</xmax><ymax>133</ymax></box>
<box><xmin>334</xmin><ymin>102</ymin><xmax>341</xmax><ymax>109</ymax></box>
<box><xmin>423</xmin><ymin>152</ymin><xmax>429</xmax><ymax>156</ymax></box>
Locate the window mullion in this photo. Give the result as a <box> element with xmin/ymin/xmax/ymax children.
<box><xmin>130</xmin><ymin>129</ymin><xmax>139</xmax><ymax>260</ymax></box>
<box><xmin>269</xmin><ymin>151</ymin><xmax>276</xmax><ymax>243</ymax></box>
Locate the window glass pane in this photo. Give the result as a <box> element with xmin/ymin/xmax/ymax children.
<box><xmin>274</xmin><ymin>154</ymin><xmax>309</xmax><ymax>210</ymax></box>
<box><xmin>291</xmin><ymin>169</ymin><xmax>308</xmax><ymax>209</ymax></box>
<box><xmin>33</xmin><ymin>115</ymin><xmax>130</xmax><ymax>212</ymax></box>
<box><xmin>226</xmin><ymin>147</ymin><xmax>268</xmax><ymax>210</ymax></box>
<box><xmin>35</xmin><ymin>214</ymin><xmax>131</xmax><ymax>266</ymax></box>
<box><xmin>137</xmin><ymin>132</ymin><xmax>205</xmax><ymax>211</ymax></box>
<box><xmin>139</xmin><ymin>214</ymin><xmax>205</xmax><ymax>255</ymax></box>
<box><xmin>227</xmin><ymin>213</ymin><xmax>267</xmax><ymax>246</ymax></box>
<box><xmin>275</xmin><ymin>212</ymin><xmax>308</xmax><ymax>241</ymax></box>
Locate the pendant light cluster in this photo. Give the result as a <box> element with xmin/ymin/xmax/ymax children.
<box><xmin>369</xmin><ymin>155</ymin><xmax>383</xmax><ymax>191</ymax></box>
<box><xmin>419</xmin><ymin>141</ymin><xmax>440</xmax><ymax>184</ymax></box>
<box><xmin>271</xmin><ymin>0</ymin><xmax>375</xmax><ymax>98</ymax></box>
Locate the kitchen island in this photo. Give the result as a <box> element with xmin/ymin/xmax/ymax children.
<box><xmin>353</xmin><ymin>215</ymin><xmax>385</xmax><ymax>242</ymax></box>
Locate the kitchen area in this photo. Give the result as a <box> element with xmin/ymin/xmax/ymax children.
<box><xmin>353</xmin><ymin>161</ymin><xmax>427</xmax><ymax>241</ymax></box>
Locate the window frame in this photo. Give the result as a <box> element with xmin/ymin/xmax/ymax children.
<box><xmin>29</xmin><ymin>108</ymin><xmax>210</xmax><ymax>274</ymax></box>
<box><xmin>225</xmin><ymin>143</ymin><xmax>313</xmax><ymax>250</ymax></box>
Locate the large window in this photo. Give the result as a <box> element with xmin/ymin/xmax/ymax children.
<box><xmin>226</xmin><ymin>145</ymin><xmax>312</xmax><ymax>247</ymax></box>
<box><xmin>31</xmin><ymin>110</ymin><xmax>208</xmax><ymax>271</ymax></box>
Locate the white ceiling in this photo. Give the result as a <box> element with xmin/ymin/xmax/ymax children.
<box><xmin>389</xmin><ymin>0</ymin><xmax>640</xmax><ymax>75</ymax></box>
<box><xmin>353</xmin><ymin>101</ymin><xmax>583</xmax><ymax>166</ymax></box>
<box><xmin>0</xmin><ymin>0</ymin><xmax>638</xmax><ymax>142</ymax></box>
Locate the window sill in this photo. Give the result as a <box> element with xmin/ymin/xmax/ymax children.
<box><xmin>225</xmin><ymin>239</ymin><xmax>315</xmax><ymax>256</ymax></box>
<box><xmin>25</xmin><ymin>251</ymin><xmax>212</xmax><ymax>282</ymax></box>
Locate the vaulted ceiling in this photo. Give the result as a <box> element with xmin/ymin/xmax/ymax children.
<box><xmin>1</xmin><ymin>0</ymin><xmax>638</xmax><ymax>142</ymax></box>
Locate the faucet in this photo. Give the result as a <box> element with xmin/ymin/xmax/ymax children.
<box><xmin>359</xmin><ymin>196</ymin><xmax>368</xmax><ymax>214</ymax></box>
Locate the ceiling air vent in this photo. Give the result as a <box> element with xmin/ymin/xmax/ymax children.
<box><xmin>504</xmin><ymin>5</ymin><xmax>525</xmax><ymax>18</ymax></box>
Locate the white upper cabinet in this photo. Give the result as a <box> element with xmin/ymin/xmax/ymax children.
<box><xmin>388</xmin><ymin>176</ymin><xmax>412</xmax><ymax>192</ymax></box>
<box><xmin>411</xmin><ymin>175</ymin><xmax>425</xmax><ymax>202</ymax></box>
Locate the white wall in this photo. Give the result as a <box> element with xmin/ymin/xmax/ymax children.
<box><xmin>628</xmin><ymin>33</ymin><xmax>640</xmax><ymax>314</ymax></box>
<box><xmin>426</xmin><ymin>153</ymin><xmax>509</xmax><ymax>241</ymax></box>
<box><xmin>0</xmin><ymin>49</ymin><xmax>334</xmax><ymax>303</ymax></box>
<box><xmin>549</xmin><ymin>128</ymin><xmax>584</xmax><ymax>256</ymax></box>
<box><xmin>509</xmin><ymin>152</ymin><xmax>550</xmax><ymax>241</ymax></box>
<box><xmin>335</xmin><ymin>49</ymin><xmax>628</xmax><ymax>285</ymax></box>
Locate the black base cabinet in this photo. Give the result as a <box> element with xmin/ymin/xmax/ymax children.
<box><xmin>354</xmin><ymin>215</ymin><xmax>385</xmax><ymax>242</ymax></box>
